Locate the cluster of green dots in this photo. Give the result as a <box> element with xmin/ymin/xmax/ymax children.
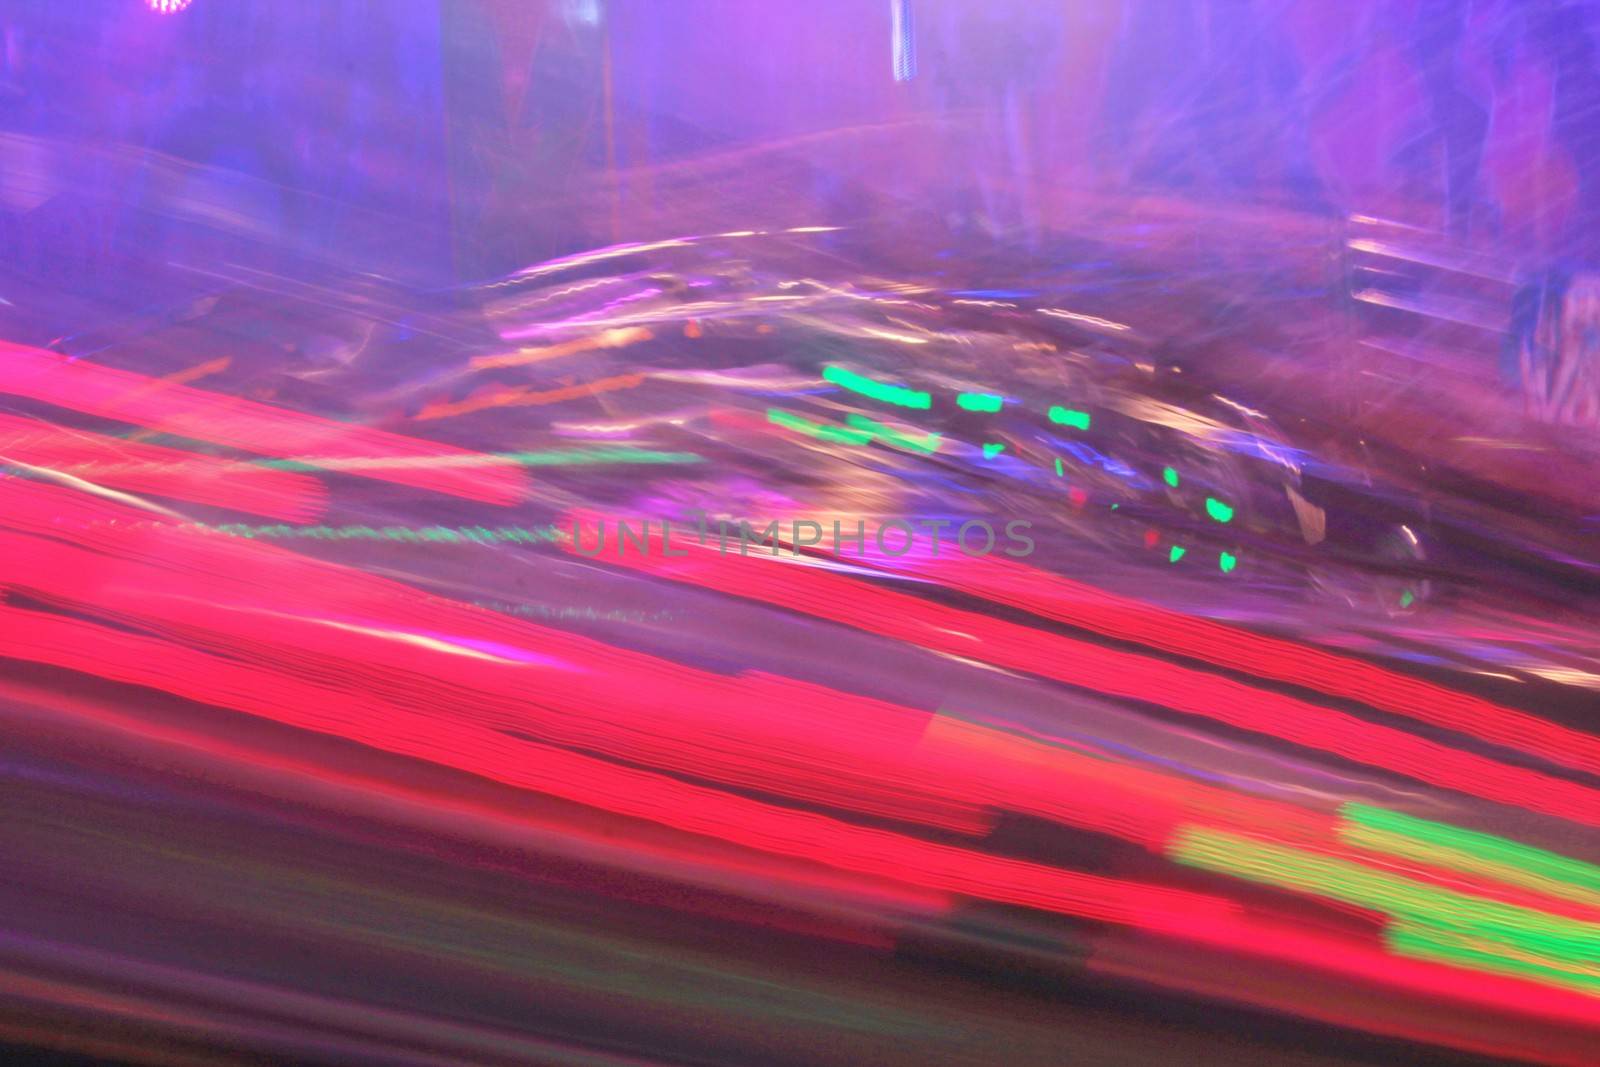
<box><xmin>801</xmin><ymin>370</ymin><xmax>1251</xmax><ymax>574</ymax></box>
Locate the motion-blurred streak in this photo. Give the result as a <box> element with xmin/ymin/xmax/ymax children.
<box><xmin>0</xmin><ymin>341</ymin><xmax>529</xmax><ymax>504</ymax></box>
<box><xmin>0</xmin><ymin>413</ymin><xmax>327</xmax><ymax>521</ymax></box>
<box><xmin>1</xmin><ymin>6</ymin><xmax>1598</xmax><ymax>1063</ymax></box>
<box><xmin>557</xmin><ymin>518</ymin><xmax>1600</xmax><ymax>831</ymax></box>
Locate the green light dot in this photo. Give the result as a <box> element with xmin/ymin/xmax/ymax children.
<box><xmin>957</xmin><ymin>392</ymin><xmax>1005</xmax><ymax>413</ymax></box>
<box><xmin>1053</xmin><ymin>458</ymin><xmax>1064</xmax><ymax>476</ymax></box>
<box><xmin>1169</xmin><ymin>545</ymin><xmax>1186</xmax><ymax>563</ymax></box>
<box><xmin>1205</xmin><ymin>497</ymin><xmax>1234</xmax><ymax>523</ymax></box>
<box><xmin>1400</xmin><ymin>590</ymin><xmax>1415</xmax><ymax>608</ymax></box>
<box><xmin>1048</xmin><ymin>406</ymin><xmax>1091</xmax><ymax>430</ymax></box>
<box><xmin>982</xmin><ymin>442</ymin><xmax>1005</xmax><ymax>459</ymax></box>
<box><xmin>1219</xmin><ymin>551</ymin><xmax>1237</xmax><ymax>573</ymax></box>
<box><xmin>1163</xmin><ymin>466</ymin><xmax>1179</xmax><ymax>488</ymax></box>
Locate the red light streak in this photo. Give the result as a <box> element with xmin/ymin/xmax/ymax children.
<box><xmin>0</xmin><ymin>600</ymin><xmax>1236</xmax><ymax>932</ymax></box>
<box><xmin>858</xmin><ymin>553</ymin><xmax>1600</xmax><ymax>780</ymax></box>
<box><xmin>562</xmin><ymin>523</ymin><xmax>1600</xmax><ymax>831</ymax></box>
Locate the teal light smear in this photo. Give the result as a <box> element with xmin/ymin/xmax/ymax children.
<box><xmin>844</xmin><ymin>413</ymin><xmax>940</xmax><ymax>454</ymax></box>
<box><xmin>822</xmin><ymin>365</ymin><xmax>931</xmax><ymax>409</ymax></box>
<box><xmin>767</xmin><ymin>408</ymin><xmax>874</xmax><ymax>445</ymax></box>
<box><xmin>1048</xmin><ymin>406</ymin><xmax>1091</xmax><ymax>430</ymax></box>
<box><xmin>957</xmin><ymin>392</ymin><xmax>1004</xmax><ymax>413</ymax></box>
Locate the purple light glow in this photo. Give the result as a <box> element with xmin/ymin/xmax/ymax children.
<box><xmin>146</xmin><ymin>0</ymin><xmax>194</xmax><ymax>14</ymax></box>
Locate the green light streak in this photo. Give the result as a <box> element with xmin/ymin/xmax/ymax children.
<box><xmin>1163</xmin><ymin>466</ymin><xmax>1180</xmax><ymax>488</ymax></box>
<box><xmin>822</xmin><ymin>365</ymin><xmax>931</xmax><ymax>409</ymax></box>
<box><xmin>1170</xmin><ymin>826</ymin><xmax>1600</xmax><ymax>984</ymax></box>
<box><xmin>1047</xmin><ymin>406</ymin><xmax>1091</xmax><ymax>430</ymax></box>
<box><xmin>766</xmin><ymin>408</ymin><xmax>874</xmax><ymax>445</ymax></box>
<box><xmin>957</xmin><ymin>392</ymin><xmax>1005</xmax><ymax>413</ymax></box>
<box><xmin>1205</xmin><ymin>497</ymin><xmax>1234</xmax><ymax>523</ymax></box>
<box><xmin>1053</xmin><ymin>458</ymin><xmax>1064</xmax><ymax>477</ymax></box>
<box><xmin>211</xmin><ymin>523</ymin><xmax>560</xmax><ymax>544</ymax></box>
<box><xmin>844</xmin><ymin>413</ymin><xmax>941</xmax><ymax>454</ymax></box>
<box><xmin>1341</xmin><ymin>805</ymin><xmax>1600</xmax><ymax>900</ymax></box>
<box><xmin>1389</xmin><ymin>920</ymin><xmax>1600</xmax><ymax>996</ymax></box>
<box><xmin>262</xmin><ymin>447</ymin><xmax>702</xmax><ymax>472</ymax></box>
<box><xmin>1342</xmin><ymin>823</ymin><xmax>1600</xmax><ymax>916</ymax></box>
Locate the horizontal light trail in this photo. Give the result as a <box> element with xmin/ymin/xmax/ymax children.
<box><xmin>259</xmin><ymin>447</ymin><xmax>702</xmax><ymax>471</ymax></box>
<box><xmin>0</xmin><ymin>413</ymin><xmax>324</xmax><ymax>521</ymax></box>
<box><xmin>415</xmin><ymin>374</ymin><xmax>646</xmax><ymax>420</ymax></box>
<box><xmin>0</xmin><ymin>340</ymin><xmax>527</xmax><ymax>504</ymax></box>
